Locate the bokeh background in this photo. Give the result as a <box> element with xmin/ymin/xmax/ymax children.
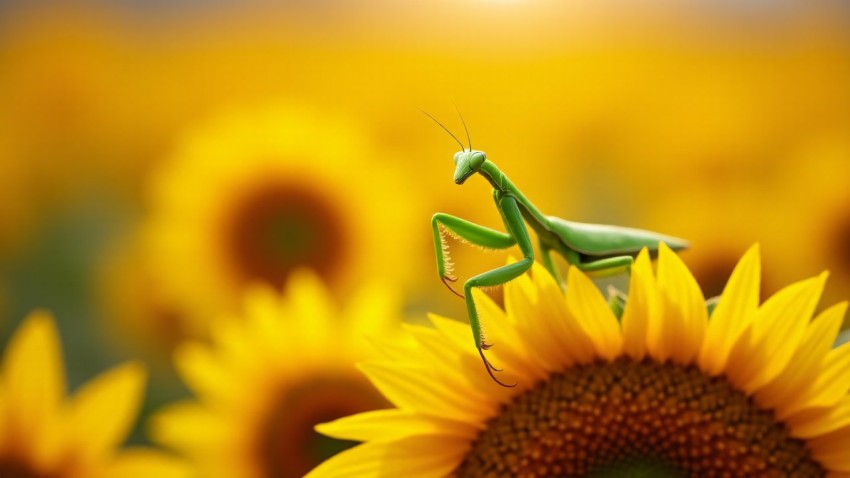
<box><xmin>1</xmin><ymin>0</ymin><xmax>849</xmax><ymax>473</ymax></box>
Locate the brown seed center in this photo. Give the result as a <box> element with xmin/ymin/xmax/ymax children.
<box><xmin>0</xmin><ymin>458</ymin><xmax>54</xmax><ymax>478</ymax></box>
<box><xmin>829</xmin><ymin>211</ymin><xmax>850</xmax><ymax>277</ymax></box>
<box><xmin>455</xmin><ymin>358</ymin><xmax>824</xmax><ymax>478</ymax></box>
<box><xmin>224</xmin><ymin>181</ymin><xmax>346</xmax><ymax>287</ymax></box>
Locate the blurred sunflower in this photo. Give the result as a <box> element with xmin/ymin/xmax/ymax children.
<box><xmin>145</xmin><ymin>104</ymin><xmax>416</xmax><ymax>338</ymax></box>
<box><xmin>766</xmin><ymin>138</ymin><xmax>850</xmax><ymax>323</ymax></box>
<box><xmin>0</xmin><ymin>311</ymin><xmax>188</xmax><ymax>478</ymax></box>
<box><xmin>150</xmin><ymin>270</ymin><xmax>402</xmax><ymax>478</ymax></box>
<box><xmin>310</xmin><ymin>245</ymin><xmax>850</xmax><ymax>477</ymax></box>
<box><xmin>96</xmin><ymin>229</ymin><xmax>191</xmax><ymax>365</ymax></box>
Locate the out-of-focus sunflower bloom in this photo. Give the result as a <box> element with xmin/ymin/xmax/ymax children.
<box><xmin>309</xmin><ymin>245</ymin><xmax>850</xmax><ymax>477</ymax></box>
<box><xmin>760</xmin><ymin>139</ymin><xmax>850</xmax><ymax>323</ymax></box>
<box><xmin>645</xmin><ymin>137</ymin><xmax>850</xmax><ymax>321</ymax></box>
<box><xmin>151</xmin><ymin>271</ymin><xmax>402</xmax><ymax>478</ymax></box>
<box><xmin>0</xmin><ymin>311</ymin><xmax>188</xmax><ymax>478</ymax></box>
<box><xmin>144</xmin><ymin>104</ymin><xmax>417</xmax><ymax>339</ymax></box>
<box><xmin>96</xmin><ymin>229</ymin><xmax>190</xmax><ymax>364</ymax></box>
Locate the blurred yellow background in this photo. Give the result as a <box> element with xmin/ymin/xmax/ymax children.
<box><xmin>0</xmin><ymin>0</ymin><xmax>848</xmax><ymax>472</ymax></box>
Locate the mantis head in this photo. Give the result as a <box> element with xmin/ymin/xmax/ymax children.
<box><xmin>453</xmin><ymin>150</ymin><xmax>487</xmax><ymax>184</ymax></box>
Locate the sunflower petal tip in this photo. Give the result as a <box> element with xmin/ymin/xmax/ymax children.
<box><xmin>19</xmin><ymin>309</ymin><xmax>60</xmax><ymax>339</ymax></box>
<box><xmin>313</xmin><ymin>420</ymin><xmax>334</xmax><ymax>435</ymax></box>
<box><xmin>736</xmin><ymin>243</ymin><xmax>760</xmax><ymax>264</ymax></box>
<box><xmin>566</xmin><ymin>265</ymin><xmax>583</xmax><ymax>280</ymax></box>
<box><xmin>121</xmin><ymin>360</ymin><xmax>148</xmax><ymax>382</ymax></box>
<box><xmin>24</xmin><ymin>308</ymin><xmax>55</xmax><ymax>324</ymax></box>
<box><xmin>354</xmin><ymin>360</ymin><xmax>383</xmax><ymax>376</ymax></box>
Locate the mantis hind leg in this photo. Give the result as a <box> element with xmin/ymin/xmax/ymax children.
<box><xmin>575</xmin><ymin>255</ymin><xmax>634</xmax><ymax>278</ymax></box>
<box><xmin>539</xmin><ymin>241</ymin><xmax>565</xmax><ymax>291</ymax></box>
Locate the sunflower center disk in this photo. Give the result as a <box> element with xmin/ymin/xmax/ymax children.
<box><xmin>225</xmin><ymin>182</ymin><xmax>346</xmax><ymax>286</ymax></box>
<box><xmin>455</xmin><ymin>358</ymin><xmax>824</xmax><ymax>478</ymax></box>
<box><xmin>0</xmin><ymin>459</ymin><xmax>52</xmax><ymax>478</ymax></box>
<box><xmin>258</xmin><ymin>376</ymin><xmax>387</xmax><ymax>478</ymax></box>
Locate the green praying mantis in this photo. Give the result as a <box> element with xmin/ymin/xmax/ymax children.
<box><xmin>426</xmin><ymin>113</ymin><xmax>688</xmax><ymax>387</ymax></box>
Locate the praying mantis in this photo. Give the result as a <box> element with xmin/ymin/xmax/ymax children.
<box><xmin>427</xmin><ymin>114</ymin><xmax>688</xmax><ymax>386</ymax></box>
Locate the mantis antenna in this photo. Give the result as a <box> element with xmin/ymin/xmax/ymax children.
<box><xmin>419</xmin><ymin>109</ymin><xmax>466</xmax><ymax>151</ymax></box>
<box><xmin>453</xmin><ymin>103</ymin><xmax>472</xmax><ymax>151</ymax></box>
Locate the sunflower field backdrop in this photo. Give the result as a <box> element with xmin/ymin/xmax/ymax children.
<box><xmin>0</xmin><ymin>1</ymin><xmax>849</xmax><ymax>477</ymax></box>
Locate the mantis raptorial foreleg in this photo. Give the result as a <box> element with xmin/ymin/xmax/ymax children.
<box><xmin>431</xmin><ymin>212</ymin><xmax>517</xmax><ymax>296</ymax></box>
<box><xmin>423</xmin><ymin>127</ymin><xmax>690</xmax><ymax>386</ymax></box>
<box><xmin>431</xmin><ymin>196</ymin><xmax>533</xmax><ymax>387</ymax></box>
<box><xmin>464</xmin><ymin>196</ymin><xmax>533</xmax><ymax>386</ymax></box>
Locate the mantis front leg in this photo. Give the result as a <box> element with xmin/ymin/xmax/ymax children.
<box><xmin>431</xmin><ymin>211</ymin><xmax>517</xmax><ymax>297</ymax></box>
<box><xmin>462</xmin><ymin>196</ymin><xmax>534</xmax><ymax>387</ymax></box>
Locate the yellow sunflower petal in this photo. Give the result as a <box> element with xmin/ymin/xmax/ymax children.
<box><xmin>305</xmin><ymin>435</ymin><xmax>468</xmax><ymax>478</ymax></box>
<box><xmin>66</xmin><ymin>361</ymin><xmax>146</xmax><ymax>462</ymax></box>
<box><xmin>433</xmin><ymin>310</ymin><xmax>548</xmax><ymax>395</ymax></box>
<box><xmin>403</xmin><ymin>321</ymin><xmax>518</xmax><ymax>403</ymax></box>
<box><xmin>173</xmin><ymin>341</ymin><xmax>245</xmax><ymax>403</ymax></box>
<box><xmin>357</xmin><ymin>361</ymin><xmax>497</xmax><ymax>423</ymax></box>
<box><xmin>528</xmin><ymin>261</ymin><xmax>591</xmax><ymax>370</ymax></box>
<box><xmin>104</xmin><ymin>448</ymin><xmax>192</xmax><ymax>478</ymax></box>
<box><xmin>777</xmin><ymin>341</ymin><xmax>850</xmax><ymax>419</ymax></box>
<box><xmin>726</xmin><ymin>272</ymin><xmax>827</xmax><ymax>393</ymax></box>
<box><xmin>504</xmin><ymin>270</ymin><xmax>555</xmax><ymax>370</ymax></box>
<box><xmin>1</xmin><ymin>311</ymin><xmax>65</xmax><ymax>447</ymax></box>
<box><xmin>786</xmin><ymin>396</ymin><xmax>850</xmax><ymax>439</ymax></box>
<box><xmin>149</xmin><ymin>402</ymin><xmax>230</xmax><ymax>451</ymax></box>
<box><xmin>565</xmin><ymin>266</ymin><xmax>622</xmax><ymax>361</ymax></box>
<box><xmin>754</xmin><ymin>301</ymin><xmax>847</xmax><ymax>413</ymax></box>
<box><xmin>344</xmin><ymin>282</ymin><xmax>402</xmax><ymax>356</ymax></box>
<box><xmin>621</xmin><ymin>248</ymin><xmax>657</xmax><ymax>360</ymax></box>
<box><xmin>404</xmin><ymin>323</ymin><xmax>477</xmax><ymax>374</ymax></box>
<box><xmin>698</xmin><ymin>243</ymin><xmax>760</xmax><ymax>375</ymax></box>
<box><xmin>652</xmin><ymin>242</ymin><xmax>707</xmax><ymax>365</ymax></box>
<box><xmin>808</xmin><ymin>425</ymin><xmax>850</xmax><ymax>472</ymax></box>
<box><xmin>428</xmin><ymin>314</ymin><xmax>478</xmax><ymax>353</ymax></box>
<box><xmin>284</xmin><ymin>269</ymin><xmax>335</xmax><ymax>351</ymax></box>
<box><xmin>316</xmin><ymin>409</ymin><xmax>478</xmax><ymax>441</ymax></box>
<box><xmin>241</xmin><ymin>284</ymin><xmax>289</xmax><ymax>360</ymax></box>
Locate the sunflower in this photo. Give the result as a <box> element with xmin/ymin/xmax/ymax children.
<box><xmin>150</xmin><ymin>270</ymin><xmax>403</xmax><ymax>478</ymax></box>
<box><xmin>144</xmin><ymin>104</ymin><xmax>417</xmax><ymax>338</ymax></box>
<box><xmin>0</xmin><ymin>310</ymin><xmax>188</xmax><ymax>478</ymax></box>
<box><xmin>96</xmin><ymin>228</ymin><xmax>193</xmax><ymax>364</ymax></box>
<box><xmin>309</xmin><ymin>244</ymin><xmax>850</xmax><ymax>477</ymax></box>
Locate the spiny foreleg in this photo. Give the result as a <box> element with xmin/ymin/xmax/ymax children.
<box><xmin>431</xmin><ymin>212</ymin><xmax>517</xmax><ymax>298</ymax></box>
<box><xmin>463</xmin><ymin>196</ymin><xmax>534</xmax><ymax>387</ymax></box>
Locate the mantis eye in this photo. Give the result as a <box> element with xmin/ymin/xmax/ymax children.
<box><xmin>470</xmin><ymin>153</ymin><xmax>485</xmax><ymax>169</ymax></box>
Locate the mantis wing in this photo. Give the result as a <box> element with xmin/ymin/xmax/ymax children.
<box><xmin>547</xmin><ymin>217</ymin><xmax>688</xmax><ymax>257</ymax></box>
